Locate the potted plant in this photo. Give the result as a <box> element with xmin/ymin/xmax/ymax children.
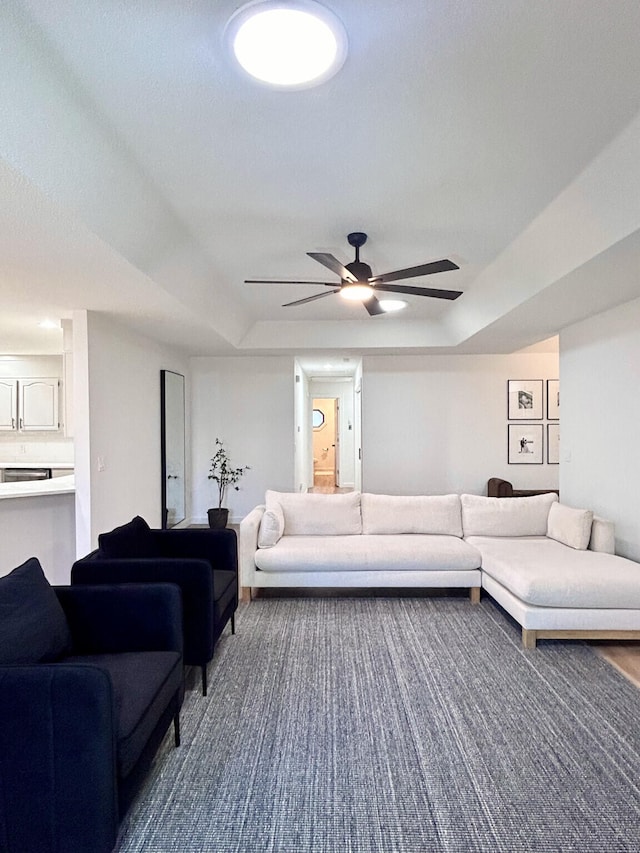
<box><xmin>207</xmin><ymin>438</ymin><xmax>250</xmax><ymax>529</ymax></box>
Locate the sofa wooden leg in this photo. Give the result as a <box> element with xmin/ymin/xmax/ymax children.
<box><xmin>522</xmin><ymin>629</ymin><xmax>537</xmax><ymax>650</ymax></box>
<box><xmin>240</xmin><ymin>586</ymin><xmax>251</xmax><ymax>603</ymax></box>
<box><xmin>174</xmin><ymin>712</ymin><xmax>181</xmax><ymax>747</ymax></box>
<box><xmin>470</xmin><ymin>587</ymin><xmax>481</xmax><ymax>605</ymax></box>
<box><xmin>201</xmin><ymin>665</ymin><xmax>208</xmax><ymax>696</ymax></box>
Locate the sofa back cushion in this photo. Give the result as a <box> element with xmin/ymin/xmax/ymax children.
<box><xmin>461</xmin><ymin>492</ymin><xmax>558</xmax><ymax>537</ymax></box>
<box><xmin>98</xmin><ymin>515</ymin><xmax>156</xmax><ymax>558</ymax></box>
<box><xmin>547</xmin><ymin>502</ymin><xmax>594</xmax><ymax>550</ymax></box>
<box><xmin>258</xmin><ymin>502</ymin><xmax>285</xmax><ymax>548</ymax></box>
<box><xmin>361</xmin><ymin>494</ymin><xmax>463</xmax><ymax>536</ymax></box>
<box><xmin>0</xmin><ymin>557</ymin><xmax>72</xmax><ymax>664</ymax></box>
<box><xmin>265</xmin><ymin>490</ymin><xmax>362</xmax><ymax>535</ymax></box>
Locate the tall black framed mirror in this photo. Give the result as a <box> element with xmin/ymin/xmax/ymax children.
<box><xmin>161</xmin><ymin>370</ymin><xmax>186</xmax><ymax>528</ymax></box>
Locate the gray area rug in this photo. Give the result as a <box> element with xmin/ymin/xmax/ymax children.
<box><xmin>118</xmin><ymin>596</ymin><xmax>640</xmax><ymax>852</ymax></box>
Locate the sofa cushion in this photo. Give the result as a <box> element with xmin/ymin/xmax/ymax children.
<box><xmin>63</xmin><ymin>650</ymin><xmax>182</xmax><ymax>778</ymax></box>
<box><xmin>461</xmin><ymin>492</ymin><xmax>558</xmax><ymax>537</ymax></box>
<box><xmin>547</xmin><ymin>502</ymin><xmax>593</xmax><ymax>550</ymax></box>
<box><xmin>361</xmin><ymin>493</ymin><xmax>463</xmax><ymax>536</ymax></box>
<box><xmin>258</xmin><ymin>502</ymin><xmax>285</xmax><ymax>548</ymax></box>
<box><xmin>265</xmin><ymin>490</ymin><xmax>362</xmax><ymax>536</ymax></box>
<box><xmin>468</xmin><ymin>535</ymin><xmax>640</xmax><ymax>608</ymax></box>
<box><xmin>0</xmin><ymin>557</ymin><xmax>72</xmax><ymax>664</ymax></box>
<box><xmin>98</xmin><ymin>516</ymin><xmax>156</xmax><ymax>559</ymax></box>
<box><xmin>255</xmin><ymin>534</ymin><xmax>482</xmax><ymax>573</ymax></box>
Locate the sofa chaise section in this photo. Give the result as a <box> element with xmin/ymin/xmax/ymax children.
<box><xmin>461</xmin><ymin>493</ymin><xmax>640</xmax><ymax>648</ymax></box>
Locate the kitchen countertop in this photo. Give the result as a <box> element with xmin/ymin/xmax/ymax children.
<box><xmin>0</xmin><ymin>462</ymin><xmax>74</xmax><ymax>469</ymax></box>
<box><xmin>0</xmin><ymin>474</ymin><xmax>75</xmax><ymax>500</ymax></box>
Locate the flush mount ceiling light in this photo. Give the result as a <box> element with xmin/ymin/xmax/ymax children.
<box><xmin>227</xmin><ymin>0</ymin><xmax>348</xmax><ymax>89</ymax></box>
<box><xmin>378</xmin><ymin>299</ymin><xmax>408</xmax><ymax>313</ymax></box>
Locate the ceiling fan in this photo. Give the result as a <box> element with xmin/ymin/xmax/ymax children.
<box><xmin>245</xmin><ymin>232</ymin><xmax>462</xmax><ymax>316</ymax></box>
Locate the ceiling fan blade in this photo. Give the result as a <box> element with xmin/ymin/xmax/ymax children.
<box><xmin>307</xmin><ymin>252</ymin><xmax>357</xmax><ymax>282</ymax></box>
<box><xmin>245</xmin><ymin>279</ymin><xmax>338</xmax><ymax>287</ymax></box>
<box><xmin>282</xmin><ymin>290</ymin><xmax>339</xmax><ymax>307</ymax></box>
<box><xmin>364</xmin><ymin>296</ymin><xmax>385</xmax><ymax>316</ymax></box>
<box><xmin>371</xmin><ymin>259</ymin><xmax>459</xmax><ymax>284</ymax></box>
<box><xmin>373</xmin><ymin>283</ymin><xmax>462</xmax><ymax>300</ymax></box>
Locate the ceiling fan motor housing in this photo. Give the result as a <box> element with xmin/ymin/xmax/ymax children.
<box><xmin>345</xmin><ymin>260</ymin><xmax>373</xmax><ymax>282</ymax></box>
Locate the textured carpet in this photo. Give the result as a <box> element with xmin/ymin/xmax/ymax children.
<box><xmin>118</xmin><ymin>596</ymin><xmax>640</xmax><ymax>852</ymax></box>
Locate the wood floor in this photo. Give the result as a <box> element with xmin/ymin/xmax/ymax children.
<box><xmin>593</xmin><ymin>643</ymin><xmax>640</xmax><ymax>689</ymax></box>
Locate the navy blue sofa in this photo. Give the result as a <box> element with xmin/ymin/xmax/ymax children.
<box><xmin>0</xmin><ymin>558</ymin><xmax>184</xmax><ymax>853</ymax></box>
<box><xmin>71</xmin><ymin>516</ymin><xmax>238</xmax><ymax>695</ymax></box>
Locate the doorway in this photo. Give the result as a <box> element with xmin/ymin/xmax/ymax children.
<box><xmin>293</xmin><ymin>357</ymin><xmax>362</xmax><ymax>494</ymax></box>
<box><xmin>312</xmin><ymin>398</ymin><xmax>338</xmax><ymax>488</ymax></box>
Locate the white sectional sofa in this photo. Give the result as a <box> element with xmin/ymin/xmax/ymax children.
<box><xmin>239</xmin><ymin>490</ymin><xmax>640</xmax><ymax>648</ymax></box>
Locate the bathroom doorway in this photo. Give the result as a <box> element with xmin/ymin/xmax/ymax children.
<box><xmin>293</xmin><ymin>357</ymin><xmax>362</xmax><ymax>494</ymax></box>
<box><xmin>312</xmin><ymin>398</ymin><xmax>338</xmax><ymax>488</ymax></box>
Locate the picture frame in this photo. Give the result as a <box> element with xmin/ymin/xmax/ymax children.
<box><xmin>507</xmin><ymin>379</ymin><xmax>543</xmax><ymax>420</ymax></box>
<box><xmin>508</xmin><ymin>424</ymin><xmax>543</xmax><ymax>464</ymax></box>
<box><xmin>547</xmin><ymin>379</ymin><xmax>559</xmax><ymax>420</ymax></box>
<box><xmin>547</xmin><ymin>423</ymin><xmax>560</xmax><ymax>464</ymax></box>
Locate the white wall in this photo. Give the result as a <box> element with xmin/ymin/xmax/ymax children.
<box><xmin>190</xmin><ymin>356</ymin><xmax>294</xmax><ymax>522</ymax></box>
<box><xmin>362</xmin><ymin>353</ymin><xmax>559</xmax><ymax>496</ymax></box>
<box><xmin>189</xmin><ymin>351</ymin><xmax>558</xmax><ymax>518</ymax></box>
<box><xmin>293</xmin><ymin>360</ymin><xmax>312</xmax><ymax>492</ymax></box>
<box><xmin>0</xmin><ymin>493</ymin><xmax>75</xmax><ymax>582</ymax></box>
<box><xmin>560</xmin><ymin>296</ymin><xmax>640</xmax><ymax>560</ymax></box>
<box><xmin>74</xmin><ymin>311</ymin><xmax>190</xmax><ymax>554</ymax></box>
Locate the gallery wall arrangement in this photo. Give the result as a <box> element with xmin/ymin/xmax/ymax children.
<box><xmin>507</xmin><ymin>379</ymin><xmax>559</xmax><ymax>465</ymax></box>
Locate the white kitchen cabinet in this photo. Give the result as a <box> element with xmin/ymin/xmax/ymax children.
<box><xmin>18</xmin><ymin>378</ymin><xmax>60</xmax><ymax>431</ymax></box>
<box><xmin>0</xmin><ymin>379</ymin><xmax>18</xmax><ymax>431</ymax></box>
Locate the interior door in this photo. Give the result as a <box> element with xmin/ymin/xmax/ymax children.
<box><xmin>161</xmin><ymin>370</ymin><xmax>186</xmax><ymax>528</ymax></box>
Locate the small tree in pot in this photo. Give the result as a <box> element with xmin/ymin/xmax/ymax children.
<box><xmin>207</xmin><ymin>438</ymin><xmax>250</xmax><ymax>528</ymax></box>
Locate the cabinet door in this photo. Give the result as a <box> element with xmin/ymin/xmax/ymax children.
<box><xmin>19</xmin><ymin>378</ymin><xmax>60</xmax><ymax>431</ymax></box>
<box><xmin>0</xmin><ymin>379</ymin><xmax>18</xmax><ymax>430</ymax></box>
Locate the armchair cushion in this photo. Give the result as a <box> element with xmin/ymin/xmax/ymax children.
<box><xmin>98</xmin><ymin>515</ymin><xmax>156</xmax><ymax>559</ymax></box>
<box><xmin>0</xmin><ymin>557</ymin><xmax>72</xmax><ymax>664</ymax></box>
<box><xmin>63</xmin><ymin>650</ymin><xmax>183</xmax><ymax>778</ymax></box>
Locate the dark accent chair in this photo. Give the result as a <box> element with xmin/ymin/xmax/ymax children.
<box><xmin>0</xmin><ymin>557</ymin><xmax>183</xmax><ymax>853</ymax></box>
<box><xmin>487</xmin><ymin>477</ymin><xmax>560</xmax><ymax>498</ymax></box>
<box><xmin>72</xmin><ymin>516</ymin><xmax>238</xmax><ymax>696</ymax></box>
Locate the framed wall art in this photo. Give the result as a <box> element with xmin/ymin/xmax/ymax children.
<box><xmin>547</xmin><ymin>423</ymin><xmax>560</xmax><ymax>464</ymax></box>
<box><xmin>547</xmin><ymin>379</ymin><xmax>559</xmax><ymax>420</ymax></box>
<box><xmin>508</xmin><ymin>424</ymin><xmax>543</xmax><ymax>464</ymax></box>
<box><xmin>507</xmin><ymin>379</ymin><xmax>543</xmax><ymax>419</ymax></box>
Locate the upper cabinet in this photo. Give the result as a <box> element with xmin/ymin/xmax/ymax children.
<box><xmin>0</xmin><ymin>377</ymin><xmax>60</xmax><ymax>432</ymax></box>
<box><xmin>0</xmin><ymin>379</ymin><xmax>18</xmax><ymax>431</ymax></box>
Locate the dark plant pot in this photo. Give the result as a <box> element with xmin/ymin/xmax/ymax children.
<box><xmin>207</xmin><ymin>508</ymin><xmax>229</xmax><ymax>529</ymax></box>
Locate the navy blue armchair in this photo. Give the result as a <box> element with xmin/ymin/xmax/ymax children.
<box><xmin>0</xmin><ymin>558</ymin><xmax>184</xmax><ymax>853</ymax></box>
<box><xmin>72</xmin><ymin>516</ymin><xmax>238</xmax><ymax>695</ymax></box>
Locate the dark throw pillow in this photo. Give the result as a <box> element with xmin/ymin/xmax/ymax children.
<box><xmin>98</xmin><ymin>515</ymin><xmax>156</xmax><ymax>558</ymax></box>
<box><xmin>0</xmin><ymin>557</ymin><xmax>72</xmax><ymax>664</ymax></box>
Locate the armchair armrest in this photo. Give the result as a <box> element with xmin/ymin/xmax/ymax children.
<box><xmin>0</xmin><ymin>664</ymin><xmax>118</xmax><ymax>853</ymax></box>
<box><xmin>151</xmin><ymin>527</ymin><xmax>238</xmax><ymax>574</ymax></box>
<box><xmin>55</xmin><ymin>584</ymin><xmax>183</xmax><ymax>655</ymax></box>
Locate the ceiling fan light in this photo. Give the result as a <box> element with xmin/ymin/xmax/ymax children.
<box><xmin>378</xmin><ymin>299</ymin><xmax>408</xmax><ymax>313</ymax></box>
<box><xmin>227</xmin><ymin>1</ymin><xmax>348</xmax><ymax>90</ymax></box>
<box><xmin>340</xmin><ymin>283</ymin><xmax>375</xmax><ymax>302</ymax></box>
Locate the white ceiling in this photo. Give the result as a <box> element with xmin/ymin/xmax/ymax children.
<box><xmin>2</xmin><ymin>0</ymin><xmax>640</xmax><ymax>356</ymax></box>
